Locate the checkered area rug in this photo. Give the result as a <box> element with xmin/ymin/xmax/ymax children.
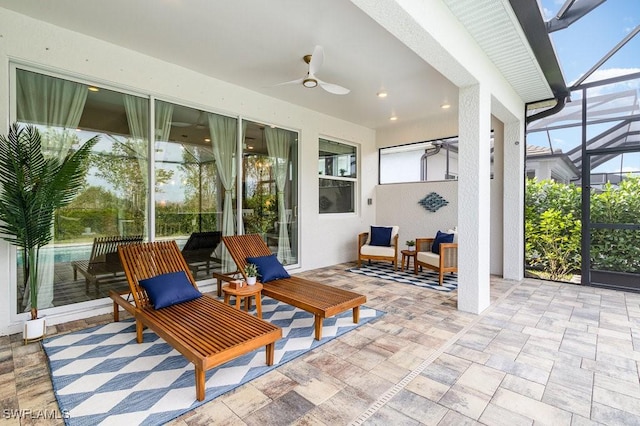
<box><xmin>43</xmin><ymin>298</ymin><xmax>382</xmax><ymax>426</ymax></box>
<box><xmin>347</xmin><ymin>262</ymin><xmax>457</xmax><ymax>292</ymax></box>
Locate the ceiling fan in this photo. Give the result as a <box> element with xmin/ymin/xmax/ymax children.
<box><xmin>275</xmin><ymin>45</ymin><xmax>350</xmax><ymax>95</ymax></box>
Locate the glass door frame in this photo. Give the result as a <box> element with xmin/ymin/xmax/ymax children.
<box><xmin>236</xmin><ymin>117</ymin><xmax>300</xmax><ymax>268</ymax></box>
<box><xmin>580</xmin><ymin>78</ymin><xmax>640</xmax><ymax>290</ymax></box>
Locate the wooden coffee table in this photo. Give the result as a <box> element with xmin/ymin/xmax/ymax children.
<box><xmin>401</xmin><ymin>250</ymin><xmax>416</xmax><ymax>271</ymax></box>
<box><xmin>222</xmin><ymin>282</ymin><xmax>263</xmax><ymax>318</ymax></box>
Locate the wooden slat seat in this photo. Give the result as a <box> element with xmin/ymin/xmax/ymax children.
<box><xmin>216</xmin><ymin>234</ymin><xmax>366</xmax><ymax>340</ymax></box>
<box><xmin>72</xmin><ymin>235</ymin><xmax>143</xmax><ymax>294</ymax></box>
<box><xmin>111</xmin><ymin>240</ymin><xmax>281</xmax><ymax>401</ymax></box>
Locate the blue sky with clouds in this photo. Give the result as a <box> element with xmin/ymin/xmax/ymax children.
<box><xmin>539</xmin><ymin>0</ymin><xmax>639</xmax><ymax>85</ymax></box>
<box><xmin>529</xmin><ymin>1</ymin><xmax>640</xmax><ymax>174</ymax></box>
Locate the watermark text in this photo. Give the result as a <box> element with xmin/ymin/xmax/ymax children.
<box><xmin>2</xmin><ymin>409</ymin><xmax>70</xmax><ymax>420</ymax></box>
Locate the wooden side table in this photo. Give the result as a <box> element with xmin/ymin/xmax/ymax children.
<box><xmin>222</xmin><ymin>282</ymin><xmax>263</xmax><ymax>318</ymax></box>
<box><xmin>401</xmin><ymin>250</ymin><xmax>416</xmax><ymax>272</ymax></box>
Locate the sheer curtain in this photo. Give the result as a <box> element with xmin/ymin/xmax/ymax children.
<box><xmin>16</xmin><ymin>70</ymin><xmax>88</xmax><ymax>311</ymax></box>
<box><xmin>265</xmin><ymin>127</ymin><xmax>293</xmax><ymax>263</ymax></box>
<box><xmin>208</xmin><ymin>114</ymin><xmax>237</xmax><ymax>272</ymax></box>
<box><xmin>238</xmin><ymin>121</ymin><xmax>248</xmax><ymax>235</ymax></box>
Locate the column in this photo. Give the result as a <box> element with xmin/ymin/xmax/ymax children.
<box><xmin>502</xmin><ymin>120</ymin><xmax>525</xmax><ymax>280</ymax></box>
<box><xmin>458</xmin><ymin>84</ymin><xmax>491</xmax><ymax>314</ymax></box>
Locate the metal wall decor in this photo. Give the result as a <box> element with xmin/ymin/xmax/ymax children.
<box><xmin>418</xmin><ymin>192</ymin><xmax>448</xmax><ymax>212</ymax></box>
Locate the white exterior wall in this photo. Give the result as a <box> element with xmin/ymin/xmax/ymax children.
<box><xmin>376</xmin><ymin>181</ymin><xmax>458</xmax><ymax>246</ymax></box>
<box><xmin>0</xmin><ymin>8</ymin><xmax>376</xmax><ymax>335</ymax></box>
<box><xmin>354</xmin><ymin>0</ymin><xmax>526</xmax><ymax>314</ymax></box>
<box><xmin>375</xmin><ymin>117</ymin><xmax>459</xmax><ymax>249</ymax></box>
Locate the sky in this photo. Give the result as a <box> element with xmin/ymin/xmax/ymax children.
<box><xmin>527</xmin><ymin>1</ymin><xmax>640</xmax><ymax>175</ymax></box>
<box><xmin>538</xmin><ymin>0</ymin><xmax>640</xmax><ymax>85</ymax></box>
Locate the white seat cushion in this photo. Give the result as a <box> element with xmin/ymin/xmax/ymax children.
<box><xmin>417</xmin><ymin>251</ymin><xmax>440</xmax><ymax>267</ymax></box>
<box><xmin>361</xmin><ymin>245</ymin><xmax>396</xmax><ymax>257</ymax></box>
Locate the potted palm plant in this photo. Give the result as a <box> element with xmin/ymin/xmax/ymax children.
<box><xmin>0</xmin><ymin>123</ymin><xmax>98</xmax><ymax>342</ymax></box>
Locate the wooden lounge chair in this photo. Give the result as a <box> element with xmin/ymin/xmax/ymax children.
<box><xmin>71</xmin><ymin>235</ymin><xmax>143</xmax><ymax>294</ymax></box>
<box><xmin>216</xmin><ymin>234</ymin><xmax>366</xmax><ymax>341</ymax></box>
<box><xmin>109</xmin><ymin>240</ymin><xmax>281</xmax><ymax>401</ymax></box>
<box><xmin>181</xmin><ymin>231</ymin><xmax>222</xmax><ymax>278</ymax></box>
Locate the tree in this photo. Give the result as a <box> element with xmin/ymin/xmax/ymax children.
<box><xmin>92</xmin><ymin>137</ymin><xmax>172</xmax><ymax>235</ymax></box>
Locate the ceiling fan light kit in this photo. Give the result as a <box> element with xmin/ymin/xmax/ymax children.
<box><xmin>303</xmin><ymin>78</ymin><xmax>318</xmax><ymax>88</ymax></box>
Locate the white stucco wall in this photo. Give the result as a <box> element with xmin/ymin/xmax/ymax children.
<box><xmin>0</xmin><ymin>8</ymin><xmax>376</xmax><ymax>335</ymax></box>
<box><xmin>376</xmin><ymin>181</ymin><xmax>458</xmax><ymax>247</ymax></box>
<box><xmin>375</xmin><ymin>115</ymin><xmax>506</xmax><ymax>277</ymax></box>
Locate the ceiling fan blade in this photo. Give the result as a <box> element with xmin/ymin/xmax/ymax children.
<box><xmin>308</xmin><ymin>45</ymin><xmax>324</xmax><ymax>75</ymax></box>
<box><xmin>273</xmin><ymin>77</ymin><xmax>304</xmax><ymax>87</ymax></box>
<box><xmin>318</xmin><ymin>79</ymin><xmax>350</xmax><ymax>95</ymax></box>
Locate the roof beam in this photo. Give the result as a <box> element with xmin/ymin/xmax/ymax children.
<box><xmin>546</xmin><ymin>0</ymin><xmax>606</xmax><ymax>33</ymax></box>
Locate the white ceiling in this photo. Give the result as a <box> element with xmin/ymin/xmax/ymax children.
<box><xmin>0</xmin><ymin>0</ymin><xmax>463</xmax><ymax>130</ymax></box>
<box><xmin>0</xmin><ymin>0</ymin><xmax>555</xmax><ymax>131</ymax></box>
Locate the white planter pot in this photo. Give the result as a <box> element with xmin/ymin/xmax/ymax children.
<box><xmin>246</xmin><ymin>276</ymin><xmax>257</xmax><ymax>285</ymax></box>
<box><xmin>23</xmin><ymin>316</ymin><xmax>46</xmax><ymax>344</ymax></box>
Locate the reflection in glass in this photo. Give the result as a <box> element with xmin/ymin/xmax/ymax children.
<box><xmin>15</xmin><ymin>69</ymin><xmax>149</xmax><ymax>310</ymax></box>
<box><xmin>242</xmin><ymin>121</ymin><xmax>298</xmax><ymax>265</ymax></box>
<box><xmin>319</xmin><ymin>138</ymin><xmax>357</xmax><ymax>213</ymax></box>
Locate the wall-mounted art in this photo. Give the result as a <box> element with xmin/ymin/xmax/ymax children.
<box><xmin>418</xmin><ymin>192</ymin><xmax>448</xmax><ymax>213</ymax></box>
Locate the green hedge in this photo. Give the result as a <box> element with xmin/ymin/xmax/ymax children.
<box><xmin>525</xmin><ymin>176</ymin><xmax>640</xmax><ymax>280</ymax></box>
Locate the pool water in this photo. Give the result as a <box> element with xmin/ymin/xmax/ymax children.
<box><xmin>17</xmin><ymin>245</ymin><xmax>93</xmax><ymax>266</ymax></box>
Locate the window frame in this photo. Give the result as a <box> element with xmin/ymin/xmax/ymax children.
<box><xmin>318</xmin><ymin>137</ymin><xmax>358</xmax><ymax>215</ymax></box>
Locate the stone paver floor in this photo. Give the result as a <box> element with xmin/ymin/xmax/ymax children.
<box><xmin>2</xmin><ymin>263</ymin><xmax>639</xmax><ymax>425</ymax></box>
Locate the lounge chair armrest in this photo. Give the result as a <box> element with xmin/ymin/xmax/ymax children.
<box><xmin>212</xmin><ymin>271</ymin><xmax>242</xmax><ymax>297</ymax></box>
<box><xmin>109</xmin><ymin>289</ymin><xmax>136</xmax><ymax>321</ymax></box>
<box><xmin>358</xmin><ymin>232</ymin><xmax>369</xmax><ymax>247</ymax></box>
<box><xmin>415</xmin><ymin>238</ymin><xmax>434</xmax><ymax>253</ymax></box>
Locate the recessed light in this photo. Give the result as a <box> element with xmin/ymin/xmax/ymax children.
<box><xmin>390</xmin><ymin>116</ymin><xmax>398</xmax><ymax>121</ymax></box>
<box><xmin>377</xmin><ymin>91</ymin><xmax>388</xmax><ymax>98</ymax></box>
<box><xmin>204</xmin><ymin>138</ymin><xmax>210</xmax><ymax>142</ymax></box>
<box><xmin>441</xmin><ymin>103</ymin><xmax>451</xmax><ymax>109</ymax></box>
<box><xmin>88</xmin><ymin>86</ymin><xmax>99</xmax><ymax>92</ymax></box>
<box><xmin>248</xmin><ymin>145</ymin><xmax>254</xmax><ymax>150</ymax></box>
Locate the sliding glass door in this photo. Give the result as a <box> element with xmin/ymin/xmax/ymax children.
<box><xmin>15</xmin><ymin>68</ymin><xmax>149</xmax><ymax>310</ymax></box>
<box><xmin>242</xmin><ymin>120</ymin><xmax>298</xmax><ymax>265</ymax></box>
<box><xmin>12</xmin><ymin>67</ymin><xmax>300</xmax><ymax>315</ymax></box>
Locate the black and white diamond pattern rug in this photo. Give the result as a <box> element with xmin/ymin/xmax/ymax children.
<box><xmin>42</xmin><ymin>298</ymin><xmax>383</xmax><ymax>426</ymax></box>
<box><xmin>347</xmin><ymin>262</ymin><xmax>457</xmax><ymax>292</ymax></box>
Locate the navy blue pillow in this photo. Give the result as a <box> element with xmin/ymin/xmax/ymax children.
<box><xmin>370</xmin><ymin>226</ymin><xmax>392</xmax><ymax>246</ymax></box>
<box><xmin>139</xmin><ymin>271</ymin><xmax>202</xmax><ymax>309</ymax></box>
<box><xmin>246</xmin><ymin>254</ymin><xmax>290</xmax><ymax>283</ymax></box>
<box><xmin>432</xmin><ymin>230</ymin><xmax>454</xmax><ymax>255</ymax></box>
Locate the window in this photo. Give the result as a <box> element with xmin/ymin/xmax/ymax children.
<box><xmin>379</xmin><ymin>134</ymin><xmax>494</xmax><ymax>184</ymax></box>
<box><xmin>379</xmin><ymin>137</ymin><xmax>459</xmax><ymax>184</ymax></box>
<box><xmin>11</xmin><ymin>67</ymin><xmax>301</xmax><ymax>315</ymax></box>
<box><xmin>318</xmin><ymin>138</ymin><xmax>357</xmax><ymax>214</ymax></box>
<box><xmin>154</xmin><ymin>101</ymin><xmax>223</xmax><ymax>240</ymax></box>
<box><xmin>15</xmin><ymin>68</ymin><xmax>149</xmax><ymax>311</ymax></box>
<box><xmin>242</xmin><ymin>121</ymin><xmax>298</xmax><ymax>265</ymax></box>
